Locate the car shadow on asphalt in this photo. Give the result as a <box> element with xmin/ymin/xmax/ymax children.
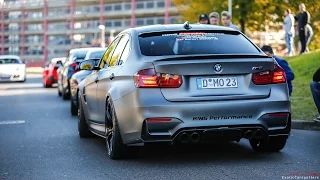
<box><xmin>88</xmin><ymin>137</ymin><xmax>286</xmax><ymax>163</ymax></box>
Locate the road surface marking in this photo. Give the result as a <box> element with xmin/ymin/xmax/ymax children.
<box><xmin>0</xmin><ymin>120</ymin><xmax>25</xmax><ymax>125</ymax></box>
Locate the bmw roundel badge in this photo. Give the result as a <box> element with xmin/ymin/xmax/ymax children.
<box><xmin>214</xmin><ymin>63</ymin><xmax>223</xmax><ymax>73</ymax></box>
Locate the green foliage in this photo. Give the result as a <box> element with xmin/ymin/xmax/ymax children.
<box><xmin>286</xmin><ymin>51</ymin><xmax>320</xmax><ymax>120</ymax></box>
<box><xmin>172</xmin><ymin>0</ymin><xmax>320</xmax><ymax>50</ymax></box>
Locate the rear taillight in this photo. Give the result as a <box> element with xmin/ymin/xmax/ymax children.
<box><xmin>70</xmin><ymin>62</ymin><xmax>79</xmax><ymax>73</ymax></box>
<box><xmin>70</xmin><ymin>62</ymin><xmax>77</xmax><ymax>67</ymax></box>
<box><xmin>252</xmin><ymin>64</ymin><xmax>286</xmax><ymax>85</ymax></box>
<box><xmin>134</xmin><ymin>68</ymin><xmax>182</xmax><ymax>88</ymax></box>
<box><xmin>146</xmin><ymin>118</ymin><xmax>172</xmax><ymax>122</ymax></box>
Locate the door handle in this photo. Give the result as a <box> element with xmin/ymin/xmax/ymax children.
<box><xmin>109</xmin><ymin>73</ymin><xmax>115</xmax><ymax>80</ymax></box>
<box><xmin>94</xmin><ymin>77</ymin><xmax>99</xmax><ymax>83</ymax></box>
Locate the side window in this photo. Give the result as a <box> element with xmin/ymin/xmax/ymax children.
<box><xmin>99</xmin><ymin>37</ymin><xmax>120</xmax><ymax>69</ymax></box>
<box><xmin>118</xmin><ymin>40</ymin><xmax>130</xmax><ymax>65</ymax></box>
<box><xmin>108</xmin><ymin>34</ymin><xmax>130</xmax><ymax>67</ymax></box>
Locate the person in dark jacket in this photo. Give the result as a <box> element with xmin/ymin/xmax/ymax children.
<box><xmin>198</xmin><ymin>14</ymin><xmax>210</xmax><ymax>24</ymax></box>
<box><xmin>261</xmin><ymin>45</ymin><xmax>295</xmax><ymax>96</ymax></box>
<box><xmin>295</xmin><ymin>3</ymin><xmax>311</xmax><ymax>54</ymax></box>
<box><xmin>310</xmin><ymin>68</ymin><xmax>320</xmax><ymax>121</ymax></box>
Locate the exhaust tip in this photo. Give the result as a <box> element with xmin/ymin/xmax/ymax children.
<box><xmin>190</xmin><ymin>132</ymin><xmax>200</xmax><ymax>143</ymax></box>
<box><xmin>179</xmin><ymin>132</ymin><xmax>189</xmax><ymax>143</ymax></box>
<box><xmin>253</xmin><ymin>129</ymin><xmax>264</xmax><ymax>139</ymax></box>
<box><xmin>244</xmin><ymin>130</ymin><xmax>253</xmax><ymax>139</ymax></box>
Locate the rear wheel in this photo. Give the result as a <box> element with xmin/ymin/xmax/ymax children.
<box><xmin>105</xmin><ymin>99</ymin><xmax>127</xmax><ymax>160</ymax></box>
<box><xmin>71</xmin><ymin>99</ymin><xmax>78</xmax><ymax>116</ymax></box>
<box><xmin>58</xmin><ymin>86</ymin><xmax>62</xmax><ymax>96</ymax></box>
<box><xmin>44</xmin><ymin>81</ymin><xmax>51</xmax><ymax>88</ymax></box>
<box><xmin>78</xmin><ymin>99</ymin><xmax>93</xmax><ymax>138</ymax></box>
<box><xmin>250</xmin><ymin>136</ymin><xmax>288</xmax><ymax>152</ymax></box>
<box><xmin>62</xmin><ymin>87</ymin><xmax>69</xmax><ymax>100</ymax></box>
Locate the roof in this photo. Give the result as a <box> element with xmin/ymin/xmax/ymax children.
<box><xmin>69</xmin><ymin>47</ymin><xmax>102</xmax><ymax>53</ymax></box>
<box><xmin>122</xmin><ymin>23</ymin><xmax>238</xmax><ymax>35</ymax></box>
<box><xmin>0</xmin><ymin>55</ymin><xmax>21</xmax><ymax>60</ymax></box>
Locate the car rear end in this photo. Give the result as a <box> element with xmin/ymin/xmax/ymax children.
<box><xmin>114</xmin><ymin>29</ymin><xmax>291</xmax><ymax>146</ymax></box>
<box><xmin>0</xmin><ymin>57</ymin><xmax>26</xmax><ymax>82</ymax></box>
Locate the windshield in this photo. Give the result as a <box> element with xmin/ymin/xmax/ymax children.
<box><xmin>88</xmin><ymin>51</ymin><xmax>105</xmax><ymax>59</ymax></box>
<box><xmin>138</xmin><ymin>31</ymin><xmax>261</xmax><ymax>56</ymax></box>
<box><xmin>0</xmin><ymin>58</ymin><xmax>20</xmax><ymax>64</ymax></box>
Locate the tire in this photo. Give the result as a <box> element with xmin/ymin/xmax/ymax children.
<box><xmin>71</xmin><ymin>98</ymin><xmax>78</xmax><ymax>116</ymax></box>
<box><xmin>250</xmin><ymin>136</ymin><xmax>288</xmax><ymax>152</ymax></box>
<box><xmin>58</xmin><ymin>87</ymin><xmax>62</xmax><ymax>96</ymax></box>
<box><xmin>105</xmin><ymin>99</ymin><xmax>127</xmax><ymax>160</ymax></box>
<box><xmin>44</xmin><ymin>81</ymin><xmax>51</xmax><ymax>88</ymax></box>
<box><xmin>78</xmin><ymin>99</ymin><xmax>93</xmax><ymax>138</ymax></box>
<box><xmin>62</xmin><ymin>87</ymin><xmax>69</xmax><ymax>100</ymax></box>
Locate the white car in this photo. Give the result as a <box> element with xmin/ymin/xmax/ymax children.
<box><xmin>0</xmin><ymin>55</ymin><xmax>26</xmax><ymax>82</ymax></box>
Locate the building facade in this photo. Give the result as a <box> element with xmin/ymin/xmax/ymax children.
<box><xmin>1</xmin><ymin>0</ymin><xmax>179</xmax><ymax>66</ymax></box>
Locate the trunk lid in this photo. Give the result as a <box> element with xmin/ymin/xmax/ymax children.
<box><xmin>151</xmin><ymin>55</ymin><xmax>275</xmax><ymax>102</ymax></box>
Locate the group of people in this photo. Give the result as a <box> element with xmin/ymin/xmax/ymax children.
<box><xmin>197</xmin><ymin>11</ymin><xmax>239</xmax><ymax>30</ymax></box>
<box><xmin>282</xmin><ymin>3</ymin><xmax>313</xmax><ymax>56</ymax></box>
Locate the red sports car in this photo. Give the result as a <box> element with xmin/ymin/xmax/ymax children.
<box><xmin>42</xmin><ymin>57</ymin><xmax>66</xmax><ymax>88</ymax></box>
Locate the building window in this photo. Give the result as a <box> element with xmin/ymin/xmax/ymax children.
<box><xmin>146</xmin><ymin>2</ymin><xmax>154</xmax><ymax>8</ymax></box>
<box><xmin>136</xmin><ymin>19</ymin><xmax>144</xmax><ymax>26</ymax></box>
<box><xmin>146</xmin><ymin>19</ymin><xmax>154</xmax><ymax>25</ymax></box>
<box><xmin>136</xmin><ymin>2</ymin><xmax>144</xmax><ymax>9</ymax></box>
<box><xmin>114</xmin><ymin>21</ymin><xmax>122</xmax><ymax>27</ymax></box>
<box><xmin>114</xmin><ymin>4</ymin><xmax>121</xmax><ymax>11</ymax></box>
<box><xmin>157</xmin><ymin>1</ymin><xmax>165</xmax><ymax>8</ymax></box>
<box><xmin>105</xmin><ymin>5</ymin><xmax>112</xmax><ymax>11</ymax></box>
<box><xmin>157</xmin><ymin>18</ymin><xmax>165</xmax><ymax>24</ymax></box>
<box><xmin>105</xmin><ymin>21</ymin><xmax>112</xmax><ymax>28</ymax></box>
<box><xmin>124</xmin><ymin>3</ymin><xmax>131</xmax><ymax>10</ymax></box>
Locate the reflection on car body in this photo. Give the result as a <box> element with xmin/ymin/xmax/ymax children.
<box><xmin>77</xmin><ymin>22</ymin><xmax>291</xmax><ymax>160</ymax></box>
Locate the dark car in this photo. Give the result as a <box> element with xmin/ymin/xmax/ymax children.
<box><xmin>69</xmin><ymin>48</ymin><xmax>107</xmax><ymax>115</ymax></box>
<box><xmin>57</xmin><ymin>48</ymin><xmax>102</xmax><ymax>100</ymax></box>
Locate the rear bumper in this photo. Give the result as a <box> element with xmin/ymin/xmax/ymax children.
<box><xmin>114</xmin><ymin>87</ymin><xmax>291</xmax><ymax>146</ymax></box>
<box><xmin>138</xmin><ymin>117</ymin><xmax>291</xmax><ymax>145</ymax></box>
<box><xmin>0</xmin><ymin>72</ymin><xmax>25</xmax><ymax>82</ymax></box>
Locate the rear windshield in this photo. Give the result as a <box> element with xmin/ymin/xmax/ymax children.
<box><xmin>0</xmin><ymin>58</ymin><xmax>20</xmax><ymax>64</ymax></box>
<box><xmin>89</xmin><ymin>51</ymin><xmax>105</xmax><ymax>59</ymax></box>
<box><xmin>139</xmin><ymin>31</ymin><xmax>261</xmax><ymax>56</ymax></box>
<box><xmin>72</xmin><ymin>51</ymin><xmax>89</xmax><ymax>61</ymax></box>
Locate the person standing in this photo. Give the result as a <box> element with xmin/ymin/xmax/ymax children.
<box><xmin>296</xmin><ymin>3</ymin><xmax>311</xmax><ymax>54</ymax></box>
<box><xmin>198</xmin><ymin>14</ymin><xmax>210</xmax><ymax>25</ymax></box>
<box><xmin>305</xmin><ymin>24</ymin><xmax>313</xmax><ymax>52</ymax></box>
<box><xmin>208</xmin><ymin>12</ymin><xmax>220</xmax><ymax>25</ymax></box>
<box><xmin>221</xmin><ymin>11</ymin><xmax>239</xmax><ymax>30</ymax></box>
<box><xmin>283</xmin><ymin>9</ymin><xmax>295</xmax><ymax>56</ymax></box>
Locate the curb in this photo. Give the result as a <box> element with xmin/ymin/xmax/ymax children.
<box><xmin>292</xmin><ymin>120</ymin><xmax>320</xmax><ymax>131</ymax></box>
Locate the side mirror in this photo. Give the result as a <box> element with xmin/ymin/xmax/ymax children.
<box><xmin>23</xmin><ymin>60</ymin><xmax>28</xmax><ymax>64</ymax></box>
<box><xmin>79</xmin><ymin>59</ymin><xmax>100</xmax><ymax>71</ymax></box>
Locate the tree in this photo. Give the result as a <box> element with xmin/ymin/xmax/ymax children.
<box><xmin>172</xmin><ymin>0</ymin><xmax>320</xmax><ymax>50</ymax></box>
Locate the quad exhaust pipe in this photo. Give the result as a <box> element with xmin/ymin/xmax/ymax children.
<box><xmin>244</xmin><ymin>129</ymin><xmax>265</xmax><ymax>139</ymax></box>
<box><xmin>178</xmin><ymin>132</ymin><xmax>201</xmax><ymax>143</ymax></box>
<box><xmin>179</xmin><ymin>132</ymin><xmax>189</xmax><ymax>143</ymax></box>
<box><xmin>190</xmin><ymin>132</ymin><xmax>200</xmax><ymax>143</ymax></box>
<box><xmin>253</xmin><ymin>129</ymin><xmax>264</xmax><ymax>139</ymax></box>
<box><xmin>244</xmin><ymin>130</ymin><xmax>253</xmax><ymax>139</ymax></box>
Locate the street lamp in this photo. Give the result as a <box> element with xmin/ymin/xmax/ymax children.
<box><xmin>228</xmin><ymin>0</ymin><xmax>232</xmax><ymax>17</ymax></box>
<box><xmin>99</xmin><ymin>25</ymin><xmax>105</xmax><ymax>48</ymax></box>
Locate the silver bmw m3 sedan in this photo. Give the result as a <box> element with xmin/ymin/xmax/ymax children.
<box><xmin>78</xmin><ymin>22</ymin><xmax>291</xmax><ymax>159</ymax></box>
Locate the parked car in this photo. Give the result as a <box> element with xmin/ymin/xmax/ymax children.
<box><xmin>57</xmin><ymin>48</ymin><xmax>101</xmax><ymax>100</ymax></box>
<box><xmin>0</xmin><ymin>55</ymin><xmax>26</xmax><ymax>82</ymax></box>
<box><xmin>77</xmin><ymin>23</ymin><xmax>291</xmax><ymax>159</ymax></box>
<box><xmin>70</xmin><ymin>48</ymin><xmax>107</xmax><ymax>115</ymax></box>
<box><xmin>42</xmin><ymin>57</ymin><xmax>66</xmax><ymax>88</ymax></box>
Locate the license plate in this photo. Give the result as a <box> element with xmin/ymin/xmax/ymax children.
<box><xmin>197</xmin><ymin>77</ymin><xmax>238</xmax><ymax>89</ymax></box>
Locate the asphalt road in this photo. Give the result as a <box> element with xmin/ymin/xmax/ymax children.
<box><xmin>0</xmin><ymin>74</ymin><xmax>319</xmax><ymax>180</ymax></box>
